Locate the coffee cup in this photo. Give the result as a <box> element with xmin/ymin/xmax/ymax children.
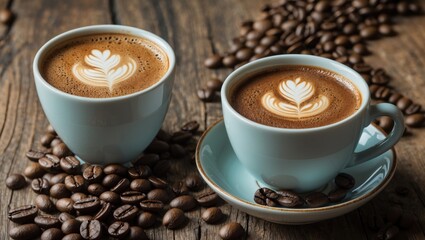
<box><xmin>33</xmin><ymin>25</ymin><xmax>176</xmax><ymax>164</ymax></box>
<box><xmin>221</xmin><ymin>54</ymin><xmax>404</xmax><ymax>193</ymax></box>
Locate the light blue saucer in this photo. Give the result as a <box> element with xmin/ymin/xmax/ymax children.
<box><xmin>196</xmin><ymin>120</ymin><xmax>396</xmax><ymax>224</ymax></box>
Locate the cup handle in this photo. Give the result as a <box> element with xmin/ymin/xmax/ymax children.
<box><xmin>347</xmin><ymin>103</ymin><xmax>404</xmax><ymax>168</ymax></box>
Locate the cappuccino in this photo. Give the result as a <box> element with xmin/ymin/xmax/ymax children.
<box><xmin>41</xmin><ymin>33</ymin><xmax>169</xmax><ymax>98</ymax></box>
<box><xmin>230</xmin><ymin>65</ymin><xmax>362</xmax><ymax>129</ymax></box>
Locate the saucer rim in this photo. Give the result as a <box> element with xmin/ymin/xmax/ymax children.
<box><xmin>195</xmin><ymin>118</ymin><xmax>397</xmax><ymax>213</ymax></box>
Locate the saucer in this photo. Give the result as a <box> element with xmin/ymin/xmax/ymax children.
<box><xmin>195</xmin><ymin>119</ymin><xmax>396</xmax><ymax>225</ymax></box>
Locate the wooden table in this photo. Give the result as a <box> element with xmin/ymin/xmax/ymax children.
<box><xmin>1</xmin><ymin>0</ymin><xmax>425</xmax><ymax>239</ymax></box>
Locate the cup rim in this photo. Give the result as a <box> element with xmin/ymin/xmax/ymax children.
<box><xmin>33</xmin><ymin>24</ymin><xmax>176</xmax><ymax>102</ymax></box>
<box><xmin>221</xmin><ymin>54</ymin><xmax>370</xmax><ymax>133</ymax></box>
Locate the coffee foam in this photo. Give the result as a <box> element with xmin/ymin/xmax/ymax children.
<box><xmin>230</xmin><ymin>65</ymin><xmax>362</xmax><ymax>129</ymax></box>
<box><xmin>41</xmin><ymin>34</ymin><xmax>169</xmax><ymax>98</ymax></box>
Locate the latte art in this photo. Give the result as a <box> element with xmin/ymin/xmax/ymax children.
<box><xmin>261</xmin><ymin>78</ymin><xmax>330</xmax><ymax>119</ymax></box>
<box><xmin>72</xmin><ymin>49</ymin><xmax>137</xmax><ymax>91</ymax></box>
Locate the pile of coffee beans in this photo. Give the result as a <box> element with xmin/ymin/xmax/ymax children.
<box><xmin>254</xmin><ymin>173</ymin><xmax>355</xmax><ymax>208</ymax></box>
<box><xmin>203</xmin><ymin>0</ymin><xmax>425</xmax><ymax>130</ymax></box>
<box><xmin>6</xmin><ymin>123</ymin><xmax>246</xmax><ymax>240</ymax></box>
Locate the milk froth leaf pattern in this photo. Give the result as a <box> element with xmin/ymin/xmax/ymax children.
<box><xmin>261</xmin><ymin>77</ymin><xmax>330</xmax><ymax>119</ymax></box>
<box><xmin>72</xmin><ymin>49</ymin><xmax>137</xmax><ymax>91</ymax></box>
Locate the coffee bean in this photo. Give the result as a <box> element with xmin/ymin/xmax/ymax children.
<box><xmin>378</xmin><ymin>116</ymin><xmax>394</xmax><ymax>133</ymax></box>
<box><xmin>153</xmin><ymin>160</ymin><xmax>171</xmax><ymax>177</ymax></box>
<box><xmin>328</xmin><ymin>188</ymin><xmax>348</xmax><ymax>202</ymax></box>
<box><xmin>163</xmin><ymin>208</ymin><xmax>187</xmax><ymax>229</ymax></box>
<box><xmin>62</xmin><ymin>219</ymin><xmax>81</xmax><ymax>234</ymax></box>
<box><xmin>140</xmin><ymin>199</ymin><xmax>164</xmax><ymax>213</ymax></box>
<box><xmin>71</xmin><ymin>192</ymin><xmax>88</xmax><ymax>202</ymax></box>
<box><xmin>405</xmin><ymin>103</ymin><xmax>421</xmax><ymax>115</ymax></box>
<box><xmin>170</xmin><ymin>143</ymin><xmax>187</xmax><ymax>158</ymax></box>
<box><xmin>102</xmin><ymin>174</ymin><xmax>121</xmax><ymax>188</ymax></box>
<box><xmin>367</xmin><ymin>214</ymin><xmax>385</xmax><ymax>231</ymax></box>
<box><xmin>130</xmin><ymin>179</ymin><xmax>151</xmax><ymax>193</ymax></box>
<box><xmin>34</xmin><ymin>215</ymin><xmax>61</xmax><ymax>229</ymax></box>
<box><xmin>137</xmin><ymin>211</ymin><xmax>157</xmax><ymax>228</ymax></box>
<box><xmin>50</xmin><ymin>183</ymin><xmax>71</xmax><ymax>198</ymax></box>
<box><xmin>171</xmin><ymin>131</ymin><xmax>192</xmax><ymax>144</ymax></box>
<box><xmin>99</xmin><ymin>191</ymin><xmax>120</xmax><ymax>204</ymax></box>
<box><xmin>204</xmin><ymin>54</ymin><xmax>223</xmax><ymax>69</ymax></box>
<box><xmin>398</xmin><ymin>212</ymin><xmax>415</xmax><ymax>230</ymax></box>
<box><xmin>206</xmin><ymin>78</ymin><xmax>223</xmax><ymax>92</ymax></box>
<box><xmin>108</xmin><ymin>221</ymin><xmax>130</xmax><ymax>238</ymax></box>
<box><xmin>120</xmin><ymin>191</ymin><xmax>146</xmax><ymax>204</ymax></box>
<box><xmin>41</xmin><ymin>133</ymin><xmax>56</xmax><ymax>147</ymax></box>
<box><xmin>41</xmin><ymin>228</ymin><xmax>64</xmax><ymax>240</ymax></box>
<box><xmin>6</xmin><ymin>173</ymin><xmax>26</xmax><ymax>190</ymax></box>
<box><xmin>266</xmin><ymin>198</ymin><xmax>279</xmax><ymax>207</ymax></box>
<box><xmin>103</xmin><ymin>163</ymin><xmax>127</xmax><ymax>176</ymax></box>
<box><xmin>170</xmin><ymin>195</ymin><xmax>198</xmax><ymax>211</ymax></box>
<box><xmin>59</xmin><ymin>212</ymin><xmax>75</xmax><ymax>223</ymax></box>
<box><xmin>133</xmin><ymin>154</ymin><xmax>160</xmax><ymax>167</ymax></box>
<box><xmin>405</xmin><ymin>113</ymin><xmax>425</xmax><ymax>128</ymax></box>
<box><xmin>185</xmin><ymin>174</ymin><xmax>203</xmax><ymax>191</ymax></box>
<box><xmin>379</xmin><ymin>24</ymin><xmax>394</xmax><ymax>36</ymax></box>
<box><xmin>219</xmin><ymin>222</ymin><xmax>245</xmax><ymax>240</ymax></box>
<box><xmin>60</xmin><ymin>156</ymin><xmax>81</xmax><ymax>174</ymax></box>
<box><xmin>202</xmin><ymin>207</ymin><xmax>224</xmax><ymax>224</ymax></box>
<box><xmin>53</xmin><ymin>143</ymin><xmax>70</xmax><ymax>158</ymax></box>
<box><xmin>197</xmin><ymin>88</ymin><xmax>215</xmax><ymax>102</ymax></box>
<box><xmin>31</xmin><ymin>177</ymin><xmax>50</xmax><ymax>194</ymax></box>
<box><xmin>353</xmin><ymin>43</ymin><xmax>369</xmax><ymax>55</ymax></box>
<box><xmin>8</xmin><ymin>205</ymin><xmax>38</xmax><ymax>224</ymax></box>
<box><xmin>110</xmin><ymin>178</ymin><xmax>130</xmax><ymax>193</ymax></box>
<box><xmin>147</xmin><ymin>188</ymin><xmax>170</xmax><ymax>203</ymax></box>
<box><xmin>396</xmin><ymin>97</ymin><xmax>412</xmax><ymax>112</ymax></box>
<box><xmin>76</xmin><ymin>216</ymin><xmax>93</xmax><ymax>222</ymax></box>
<box><xmin>63</xmin><ymin>233</ymin><xmax>84</xmax><ymax>240</ymax></box>
<box><xmin>87</xmin><ymin>183</ymin><xmax>106</xmax><ymax>196</ymax></box>
<box><xmin>181</xmin><ymin>120</ymin><xmax>200</xmax><ymax>133</ymax></box>
<box><xmin>73</xmin><ymin>196</ymin><xmax>101</xmax><ymax>214</ymax></box>
<box><xmin>275</xmin><ymin>190</ymin><xmax>303</xmax><ymax>207</ymax></box>
<box><xmin>128</xmin><ymin>226</ymin><xmax>149</xmax><ymax>240</ymax></box>
<box><xmin>305</xmin><ymin>192</ymin><xmax>329</xmax><ymax>208</ymax></box>
<box><xmin>348</xmin><ymin>53</ymin><xmax>364</xmax><ymax>64</ymax></box>
<box><xmin>56</xmin><ymin>198</ymin><xmax>75</xmax><ymax>213</ymax></box>
<box><xmin>113</xmin><ymin>204</ymin><xmax>138</xmax><ymax>222</ymax></box>
<box><xmin>360</xmin><ymin>26</ymin><xmax>378</xmax><ymax>39</ymax></box>
<box><xmin>39</xmin><ymin>154</ymin><xmax>61</xmax><ymax>173</ymax></box>
<box><xmin>254</xmin><ymin>189</ymin><xmax>266</xmax><ymax>205</ymax></box>
<box><xmin>197</xmin><ymin>191</ymin><xmax>220</xmax><ymax>207</ymax></box>
<box><xmin>50</xmin><ymin>138</ymin><xmax>62</xmax><ymax>147</ymax></box>
<box><xmin>65</xmin><ymin>175</ymin><xmax>85</xmax><ymax>192</ymax></box>
<box><xmin>24</xmin><ymin>162</ymin><xmax>46</xmax><ymax>179</ymax></box>
<box><xmin>83</xmin><ymin>165</ymin><xmax>103</xmax><ymax>183</ymax></box>
<box><xmin>26</xmin><ymin>150</ymin><xmax>45</xmax><ymax>162</ymax></box>
<box><xmin>148</xmin><ymin>176</ymin><xmax>168</xmax><ymax>189</ymax></box>
<box><xmin>335</xmin><ymin>173</ymin><xmax>355</xmax><ymax>189</ymax></box>
<box><xmin>35</xmin><ymin>194</ymin><xmax>56</xmax><ymax>213</ymax></box>
<box><xmin>145</xmin><ymin>140</ymin><xmax>170</xmax><ymax>153</ymax></box>
<box><xmin>9</xmin><ymin>223</ymin><xmax>41</xmax><ymax>240</ymax></box>
<box><xmin>50</xmin><ymin>172</ymin><xmax>68</xmax><ymax>185</ymax></box>
<box><xmin>172</xmin><ymin>181</ymin><xmax>190</xmax><ymax>196</ymax></box>
<box><xmin>80</xmin><ymin>220</ymin><xmax>103</xmax><ymax>240</ymax></box>
<box><xmin>386</xmin><ymin>206</ymin><xmax>403</xmax><ymax>223</ymax></box>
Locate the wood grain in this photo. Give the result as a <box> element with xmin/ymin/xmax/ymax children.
<box><xmin>0</xmin><ymin>0</ymin><xmax>425</xmax><ymax>239</ymax></box>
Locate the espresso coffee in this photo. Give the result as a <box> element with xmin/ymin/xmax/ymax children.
<box><xmin>41</xmin><ymin>33</ymin><xmax>169</xmax><ymax>98</ymax></box>
<box><xmin>230</xmin><ymin>65</ymin><xmax>362</xmax><ymax>128</ymax></box>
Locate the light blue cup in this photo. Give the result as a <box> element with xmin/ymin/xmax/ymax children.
<box><xmin>221</xmin><ymin>55</ymin><xmax>404</xmax><ymax>193</ymax></box>
<box><xmin>33</xmin><ymin>25</ymin><xmax>176</xmax><ymax>164</ymax></box>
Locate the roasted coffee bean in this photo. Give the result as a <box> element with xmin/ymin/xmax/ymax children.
<box><xmin>59</xmin><ymin>212</ymin><xmax>75</xmax><ymax>223</ymax></box>
<box><xmin>204</xmin><ymin>54</ymin><xmax>223</xmax><ymax>69</ymax></box>
<box><xmin>73</xmin><ymin>196</ymin><xmax>101</xmax><ymax>214</ymax></box>
<box><xmin>386</xmin><ymin>206</ymin><xmax>403</xmax><ymax>223</ymax></box>
<box><xmin>0</xmin><ymin>8</ymin><xmax>13</xmax><ymax>25</ymax></box>
<box><xmin>93</xmin><ymin>202</ymin><xmax>112</xmax><ymax>221</ymax></box>
<box><xmin>379</xmin><ymin>24</ymin><xmax>394</xmax><ymax>36</ymax></box>
<box><xmin>102</xmin><ymin>174</ymin><xmax>122</xmax><ymax>188</ymax></box>
<box><xmin>377</xmin><ymin>116</ymin><xmax>394</xmax><ymax>133</ymax></box>
<box><xmin>128</xmin><ymin>226</ymin><xmax>149</xmax><ymax>240</ymax></box>
<box><xmin>137</xmin><ymin>211</ymin><xmax>157</xmax><ymax>228</ymax></box>
<box><xmin>398</xmin><ymin>212</ymin><xmax>415</xmax><ymax>230</ymax></box>
<box><xmin>170</xmin><ymin>195</ymin><xmax>198</xmax><ymax>211</ymax></box>
<box><xmin>335</xmin><ymin>173</ymin><xmax>355</xmax><ymax>189</ymax></box>
<box><xmin>147</xmin><ymin>188</ymin><xmax>170</xmax><ymax>203</ymax></box>
<box><xmin>103</xmin><ymin>163</ymin><xmax>127</xmax><ymax>176</ymax></box>
<box><xmin>80</xmin><ymin>220</ymin><xmax>103</xmax><ymax>240</ymax></box>
<box><xmin>50</xmin><ymin>172</ymin><xmax>68</xmax><ymax>185</ymax></box>
<box><xmin>62</xmin><ymin>219</ymin><xmax>81</xmax><ymax>234</ymax></box>
<box><xmin>130</xmin><ymin>179</ymin><xmax>151</xmax><ymax>193</ymax></box>
<box><xmin>53</xmin><ymin>143</ymin><xmax>70</xmax><ymax>158</ymax></box>
<box><xmin>235</xmin><ymin>48</ymin><xmax>253</xmax><ymax>62</ymax></box>
<box><xmin>39</xmin><ymin>154</ymin><xmax>61</xmax><ymax>173</ymax></box>
<box><xmin>31</xmin><ymin>178</ymin><xmax>50</xmax><ymax>194</ymax></box>
<box><xmin>197</xmin><ymin>191</ymin><xmax>220</xmax><ymax>207</ymax></box>
<box><xmin>41</xmin><ymin>133</ymin><xmax>56</xmax><ymax>147</ymax></box>
<box><xmin>110</xmin><ymin>178</ymin><xmax>130</xmax><ymax>193</ymax></box>
<box><xmin>34</xmin><ymin>215</ymin><xmax>61</xmax><ymax>229</ymax></box>
<box><xmin>405</xmin><ymin>113</ymin><xmax>425</xmax><ymax>128</ymax></box>
<box><xmin>202</xmin><ymin>207</ymin><xmax>224</xmax><ymax>224</ymax></box>
<box><xmin>83</xmin><ymin>165</ymin><xmax>103</xmax><ymax>183</ymax></box>
<box><xmin>87</xmin><ymin>183</ymin><xmax>106</xmax><ymax>196</ymax></box>
<box><xmin>266</xmin><ymin>198</ymin><xmax>279</xmax><ymax>207</ymax></box>
<box><xmin>219</xmin><ymin>222</ymin><xmax>245</xmax><ymax>240</ymax></box>
<box><xmin>113</xmin><ymin>204</ymin><xmax>138</xmax><ymax>222</ymax></box>
<box><xmin>155</xmin><ymin>129</ymin><xmax>172</xmax><ymax>142</ymax></box>
<box><xmin>172</xmin><ymin>181</ymin><xmax>190</xmax><ymax>196</ymax></box>
<box><xmin>35</xmin><ymin>194</ymin><xmax>55</xmax><ymax>213</ymax></box>
<box><xmin>99</xmin><ymin>191</ymin><xmax>121</xmax><ymax>205</ymax></box>
<box><xmin>63</xmin><ymin>233</ymin><xmax>84</xmax><ymax>240</ymax></box>
<box><xmin>170</xmin><ymin>143</ymin><xmax>187</xmax><ymax>158</ymax></box>
<box><xmin>367</xmin><ymin>214</ymin><xmax>385</xmax><ymax>231</ymax></box>
<box><xmin>71</xmin><ymin>192</ymin><xmax>88</xmax><ymax>202</ymax></box>
<box><xmin>348</xmin><ymin>53</ymin><xmax>363</xmax><ymax>64</ymax></box>
<box><xmin>108</xmin><ymin>221</ymin><xmax>130</xmax><ymax>238</ymax></box>
<box><xmin>360</xmin><ymin>26</ymin><xmax>378</xmax><ymax>39</ymax></box>
<box><xmin>8</xmin><ymin>205</ymin><xmax>38</xmax><ymax>224</ymax></box>
<box><xmin>50</xmin><ymin>138</ymin><xmax>62</xmax><ymax>147</ymax></box>
<box><xmin>145</xmin><ymin>140</ymin><xmax>170</xmax><ymax>153</ymax></box>
<box><xmin>24</xmin><ymin>162</ymin><xmax>46</xmax><ymax>179</ymax></box>
<box><xmin>26</xmin><ymin>150</ymin><xmax>45</xmax><ymax>162</ymax></box>
<box><xmin>328</xmin><ymin>188</ymin><xmax>348</xmax><ymax>202</ymax></box>
<box><xmin>65</xmin><ymin>175</ymin><xmax>85</xmax><ymax>192</ymax></box>
<box><xmin>254</xmin><ymin>189</ymin><xmax>266</xmax><ymax>205</ymax></box>
<box><xmin>305</xmin><ymin>192</ymin><xmax>329</xmax><ymax>208</ymax></box>
<box><xmin>120</xmin><ymin>191</ymin><xmax>146</xmax><ymax>204</ymax></box>
<box><xmin>9</xmin><ymin>223</ymin><xmax>41</xmax><ymax>240</ymax></box>
<box><xmin>148</xmin><ymin>176</ymin><xmax>168</xmax><ymax>189</ymax></box>
<box><xmin>260</xmin><ymin>188</ymin><xmax>278</xmax><ymax>199</ymax></box>
<box><xmin>140</xmin><ymin>199</ymin><xmax>164</xmax><ymax>212</ymax></box>
<box><xmin>76</xmin><ymin>216</ymin><xmax>93</xmax><ymax>222</ymax></box>
<box><xmin>163</xmin><ymin>208</ymin><xmax>187</xmax><ymax>229</ymax></box>
<box><xmin>396</xmin><ymin>97</ymin><xmax>412</xmax><ymax>112</ymax></box>
<box><xmin>276</xmin><ymin>190</ymin><xmax>303</xmax><ymax>207</ymax></box>
<box><xmin>60</xmin><ymin>156</ymin><xmax>81</xmax><ymax>174</ymax></box>
<box><xmin>40</xmin><ymin>228</ymin><xmax>64</xmax><ymax>240</ymax></box>
<box><xmin>128</xmin><ymin>165</ymin><xmax>151</xmax><ymax>179</ymax></box>
<box><xmin>405</xmin><ymin>103</ymin><xmax>421</xmax><ymax>115</ymax></box>
<box><xmin>185</xmin><ymin>174</ymin><xmax>203</xmax><ymax>191</ymax></box>
<box><xmin>50</xmin><ymin>183</ymin><xmax>71</xmax><ymax>198</ymax></box>
<box><xmin>133</xmin><ymin>154</ymin><xmax>160</xmax><ymax>167</ymax></box>
<box><xmin>153</xmin><ymin>160</ymin><xmax>171</xmax><ymax>177</ymax></box>
<box><xmin>6</xmin><ymin>173</ymin><xmax>26</xmax><ymax>190</ymax></box>
<box><xmin>171</xmin><ymin>131</ymin><xmax>192</xmax><ymax>144</ymax></box>
<box><xmin>56</xmin><ymin>198</ymin><xmax>75</xmax><ymax>213</ymax></box>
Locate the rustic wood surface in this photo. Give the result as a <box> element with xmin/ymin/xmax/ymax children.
<box><xmin>0</xmin><ymin>0</ymin><xmax>425</xmax><ymax>239</ymax></box>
